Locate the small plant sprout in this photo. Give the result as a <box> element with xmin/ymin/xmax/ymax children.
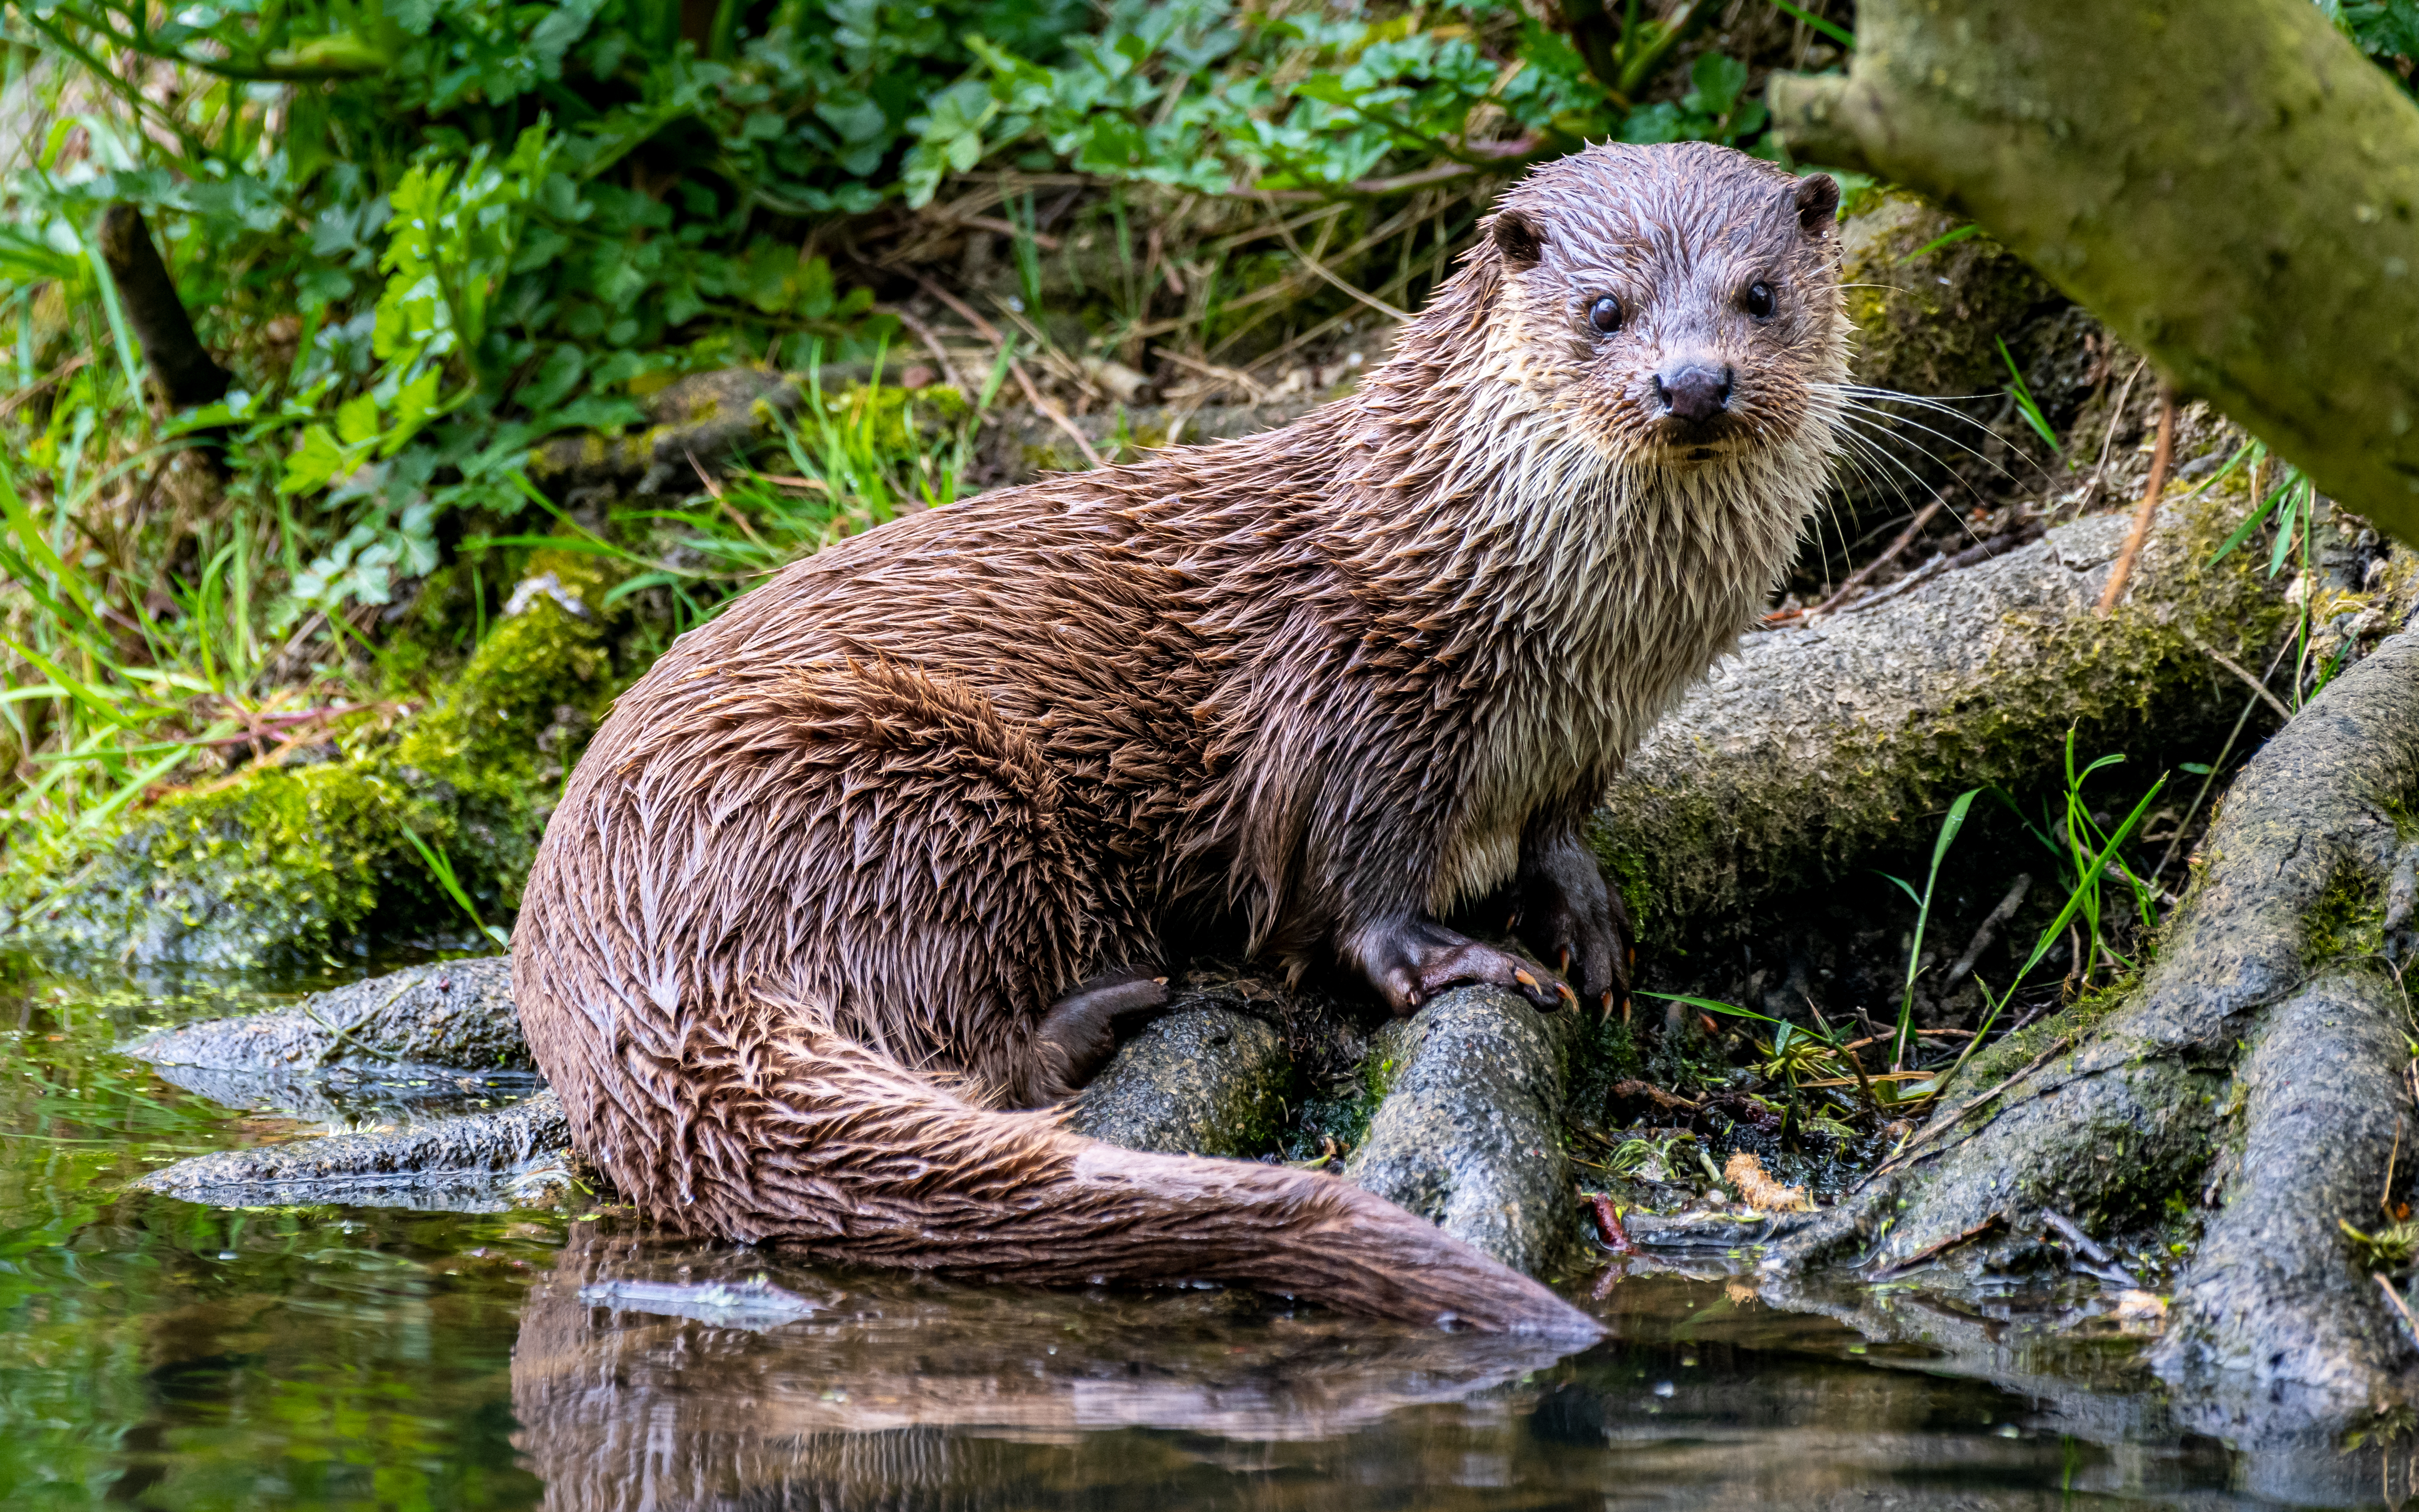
<box><xmin>1876</xmin><ymin>787</ymin><xmax>1982</xmax><ymax>1070</ymax></box>
<box><xmin>1995</xmin><ymin>337</ymin><xmax>2060</xmax><ymax>452</ymax></box>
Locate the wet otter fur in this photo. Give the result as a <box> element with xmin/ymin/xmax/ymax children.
<box><xmin>513</xmin><ymin>141</ymin><xmax>1848</xmax><ymax>1334</ymax></box>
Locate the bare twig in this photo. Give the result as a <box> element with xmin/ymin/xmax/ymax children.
<box><xmin>2153</xmin><ymin>637</ymin><xmax>2296</xmax><ymax>883</ymax></box>
<box><xmin>1869</xmin><ymin>1213</ymin><xmax>2005</xmax><ymax>1279</ymax></box>
<box><xmin>1875</xmin><ymin>1035</ymin><xmax>2072</xmax><ymax>1175</ymax></box>
<box><xmin>2097</xmin><ymin>379</ymin><xmax>2178</xmax><ymax>615</ymax></box>
<box><xmin>2042</xmin><ymin>1208</ymin><xmax>2142</xmax><ymax>1287</ymax></box>
<box><xmin>905</xmin><ymin>274</ymin><xmax>1107</xmax><ymax>470</ymax></box>
<box><xmin>1251</xmin><ymin>135</ymin><xmax>1542</xmax><ymax>202</ymax></box>
<box><xmin>1259</xmin><ymin>193</ymin><xmax>1413</xmax><ymax>325</ymax></box>
<box><xmin>878</xmin><ymin>303</ymin><xmax>972</xmax><ymax>398</ymax></box>
<box><xmin>2379</xmin><ymin>1273</ymin><xmax>2419</xmax><ymax>1349</ymax></box>
<box><xmin>1945</xmin><ymin>874</ymin><xmax>2032</xmax><ymax>988</ymax></box>
<box><xmin>2186</xmin><ymin>632</ymin><xmax>2294</xmax><ymax>723</ymax></box>
<box><xmin>0</xmin><ymin>353</ymin><xmax>93</xmax><ymax>420</ymax></box>
<box><xmin>2069</xmin><ymin>355</ymin><xmax>2151</xmax><ymax>518</ymax></box>
<box><xmin>2388</xmin><ymin>1117</ymin><xmax>2405</xmax><ymax>1218</ymax></box>
<box><xmin>930</xmin><ymin>210</ymin><xmax>1062</xmax><ymax>251</ymax></box>
<box><xmin>1154</xmin><ymin>349</ymin><xmax>1274</xmax><ymax>403</ymax></box>
<box><xmin>1792</xmin><ymin>495</ymin><xmax>1945</xmax><ymax>620</ymax></box>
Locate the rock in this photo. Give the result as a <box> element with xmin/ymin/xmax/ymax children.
<box><xmin>1068</xmin><ymin>1006</ymin><xmax>1288</xmax><ymax>1158</ymax></box>
<box><xmin>1343</xmin><ymin>987</ymin><xmax>1577</xmax><ymax>1278</ymax></box>
<box><xmin>121</xmin><ymin>955</ymin><xmax>527</xmax><ymax>1070</ymax></box>
<box><xmin>130</xmin><ymin>1090</ymin><xmax>576</xmax><ymax>1212</ymax></box>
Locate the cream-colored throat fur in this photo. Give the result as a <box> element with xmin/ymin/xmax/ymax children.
<box><xmin>1425</xmin><ymin>401</ymin><xmax>1833</xmax><ymax>915</ymax></box>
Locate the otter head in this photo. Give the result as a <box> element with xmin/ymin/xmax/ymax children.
<box><xmin>1467</xmin><ymin>142</ymin><xmax>1847</xmax><ymax>468</ymax></box>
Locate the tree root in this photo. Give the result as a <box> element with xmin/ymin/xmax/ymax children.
<box><xmin>1769</xmin><ymin>631</ymin><xmax>2419</xmax><ymax>1437</ymax></box>
<box><xmin>1598</xmin><ymin>489</ymin><xmax>2289</xmax><ymax>942</ymax></box>
<box><xmin>1344</xmin><ymin>987</ymin><xmax>1579</xmax><ymax>1277</ymax></box>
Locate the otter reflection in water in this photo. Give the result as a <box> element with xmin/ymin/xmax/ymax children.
<box><xmin>509</xmin><ymin>1223</ymin><xmax>1589</xmax><ymax>1510</ymax></box>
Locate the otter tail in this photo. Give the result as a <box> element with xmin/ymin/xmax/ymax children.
<box><xmin>545</xmin><ymin>984</ymin><xmax>1599</xmax><ymax>1338</ymax></box>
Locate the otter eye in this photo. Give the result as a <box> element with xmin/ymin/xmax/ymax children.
<box><xmin>1744</xmin><ymin>281</ymin><xmax>1777</xmax><ymax>319</ymax></box>
<box><xmin>1588</xmin><ymin>295</ymin><xmax>1622</xmax><ymax>334</ymax></box>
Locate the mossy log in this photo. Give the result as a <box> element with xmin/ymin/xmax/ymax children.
<box><xmin>1767</xmin><ymin>0</ymin><xmax>2419</xmax><ymax>546</ymax></box>
<box><xmin>121</xmin><ymin>955</ymin><xmax>527</xmax><ymax>1071</ymax></box>
<box><xmin>1768</xmin><ymin>631</ymin><xmax>2419</xmax><ymax>1437</ymax></box>
<box><xmin>1596</xmin><ymin>486</ymin><xmax>2288</xmax><ymax>943</ymax></box>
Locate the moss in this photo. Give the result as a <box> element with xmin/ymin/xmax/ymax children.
<box><xmin>1938</xmin><ymin>976</ymin><xmax>2129</xmax><ymax>1101</ymax></box>
<box><xmin>1837</xmin><ymin>192</ymin><xmax>2066</xmax><ymax>404</ymax></box>
<box><xmin>2</xmin><ymin>546</ymin><xmax>630</xmax><ymax>969</ymax></box>
<box><xmin>1564</xmin><ymin>1012</ymin><xmax>1645</xmax><ymax>1133</ymax></box>
<box><xmin>2304</xmin><ymin>863</ymin><xmax>2390</xmax><ymax>967</ymax></box>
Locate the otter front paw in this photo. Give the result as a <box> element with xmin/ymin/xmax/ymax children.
<box><xmin>1515</xmin><ymin>833</ymin><xmax>1633</xmax><ymax>1017</ymax></box>
<box><xmin>1030</xmin><ymin>967</ymin><xmax>1169</xmax><ymax>1100</ymax></box>
<box><xmin>1349</xmin><ymin>915</ymin><xmax>1573</xmax><ymax>1017</ymax></box>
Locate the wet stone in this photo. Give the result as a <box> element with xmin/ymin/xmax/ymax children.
<box><xmin>120</xmin><ymin>955</ymin><xmax>528</xmax><ymax>1072</ymax></box>
<box><xmin>1069</xmin><ymin>1007</ymin><xmax>1288</xmax><ymax>1158</ymax></box>
<box><xmin>1344</xmin><ymin>987</ymin><xmax>1577</xmax><ymax>1278</ymax></box>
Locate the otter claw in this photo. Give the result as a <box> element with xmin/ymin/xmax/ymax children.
<box><xmin>1557</xmin><ymin>947</ymin><xmax>1571</xmax><ymax>974</ymax></box>
<box><xmin>1514</xmin><ymin>969</ymin><xmax>1539</xmax><ymax>989</ymax></box>
<box><xmin>1557</xmin><ymin>982</ymin><xmax>1579</xmax><ymax>1009</ymax></box>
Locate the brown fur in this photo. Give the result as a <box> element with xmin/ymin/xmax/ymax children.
<box><xmin>511</xmin><ymin>142</ymin><xmax>1849</xmax><ymax>1333</ymax></box>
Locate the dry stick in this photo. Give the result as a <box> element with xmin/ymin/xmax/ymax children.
<box><xmin>907</xmin><ymin>274</ymin><xmax>1107</xmax><ymax>470</ymax></box>
<box><xmin>1155</xmin><ymin>349</ymin><xmax>1273</xmax><ymax>404</ymax></box>
<box><xmin>2073</xmin><ymin>355</ymin><xmax>2151</xmax><ymax>519</ymax></box>
<box><xmin>2387</xmin><ymin>1116</ymin><xmax>2405</xmax><ymax>1218</ymax></box>
<box><xmin>2189</xmin><ymin>634</ymin><xmax>2296</xmax><ymax>723</ymax></box>
<box><xmin>879</xmin><ymin>303</ymin><xmax>972</xmax><ymax>399</ymax></box>
<box><xmin>2378</xmin><ymin>1274</ymin><xmax>2419</xmax><ymax>1349</ymax></box>
<box><xmin>2097</xmin><ymin>379</ymin><xmax>2180</xmax><ymax>616</ymax></box>
<box><xmin>1260</xmin><ymin>193</ymin><xmax>1414</xmax><ymax>325</ymax></box>
<box><xmin>1252</xmin><ymin>134</ymin><xmax>1541</xmax><ymax>203</ymax></box>
<box><xmin>1875</xmin><ymin>1034</ymin><xmax>2073</xmax><ymax>1175</ymax></box>
<box><xmin>2151</xmin><ymin>637</ymin><xmax>2297</xmax><ymax>883</ymax></box>
<box><xmin>935</xmin><ymin>211</ymin><xmax>1062</xmax><ymax>252</ymax></box>
<box><xmin>0</xmin><ymin>353</ymin><xmax>91</xmax><ymax>421</ymax></box>
<box><xmin>1869</xmin><ymin>1214</ymin><xmax>2005</xmax><ymax>1279</ymax></box>
<box><xmin>1799</xmin><ymin>495</ymin><xmax>1946</xmax><ymax>619</ymax></box>
<box><xmin>2041</xmin><ymin>1208</ymin><xmax>2142</xmax><ymax>1287</ymax></box>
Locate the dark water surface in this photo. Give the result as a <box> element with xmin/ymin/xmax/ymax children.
<box><xmin>0</xmin><ymin>959</ymin><xmax>2397</xmax><ymax>1510</ymax></box>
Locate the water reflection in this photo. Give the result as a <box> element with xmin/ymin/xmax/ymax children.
<box><xmin>512</xmin><ymin>1222</ymin><xmax>1587</xmax><ymax>1509</ymax></box>
<box><xmin>508</xmin><ymin>1224</ymin><xmax>2250</xmax><ymax>1511</ymax></box>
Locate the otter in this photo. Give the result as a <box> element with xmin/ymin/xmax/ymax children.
<box><xmin>512</xmin><ymin>141</ymin><xmax>1847</xmax><ymax>1334</ymax></box>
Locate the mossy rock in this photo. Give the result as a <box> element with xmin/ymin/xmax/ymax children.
<box><xmin>1</xmin><ymin>550</ymin><xmax>626</xmax><ymax>969</ymax></box>
<box><xmin>1838</xmin><ymin>192</ymin><xmax>2070</xmax><ymax>404</ymax></box>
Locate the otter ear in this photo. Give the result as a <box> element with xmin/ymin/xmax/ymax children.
<box><xmin>1794</xmin><ymin>174</ymin><xmax>1841</xmax><ymax>237</ymax></box>
<box><xmin>1492</xmin><ymin>209</ymin><xmax>1544</xmax><ymax>270</ymax></box>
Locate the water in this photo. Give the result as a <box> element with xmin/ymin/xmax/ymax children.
<box><xmin>0</xmin><ymin>960</ymin><xmax>2392</xmax><ymax>1509</ymax></box>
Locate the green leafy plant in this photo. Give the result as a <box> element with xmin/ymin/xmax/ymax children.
<box><xmin>400</xmin><ymin>826</ymin><xmax>511</xmax><ymax>949</ymax></box>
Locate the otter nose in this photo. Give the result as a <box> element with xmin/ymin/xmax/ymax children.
<box><xmin>1656</xmin><ymin>362</ymin><xmax>1734</xmax><ymax>424</ymax></box>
